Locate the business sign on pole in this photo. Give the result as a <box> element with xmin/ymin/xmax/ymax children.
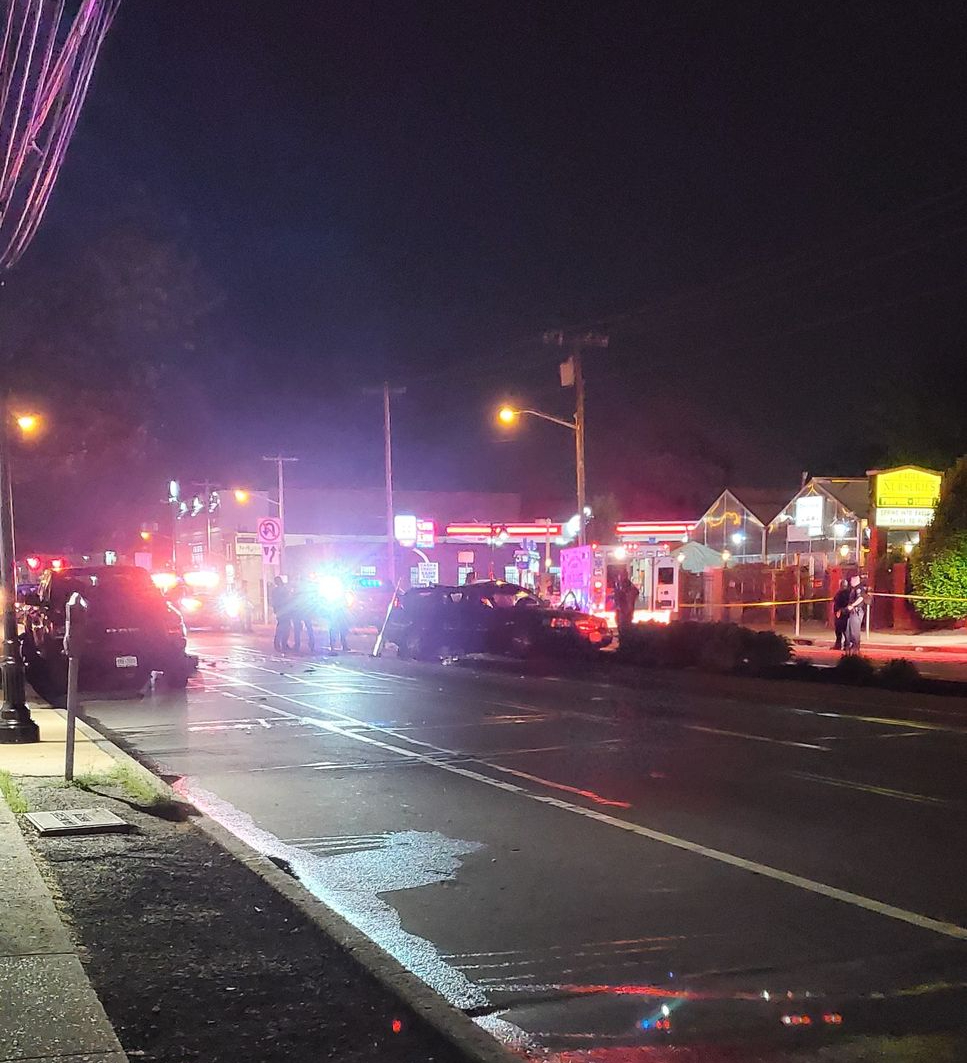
<box><xmin>416</xmin><ymin>519</ymin><xmax>435</xmax><ymax>549</ymax></box>
<box><xmin>394</xmin><ymin>514</ymin><xmax>418</xmax><ymax>547</ymax></box>
<box><xmin>235</xmin><ymin>541</ymin><xmax>263</xmax><ymax>557</ymax></box>
<box><xmin>874</xmin><ymin>467</ymin><xmax>941</xmax><ymax>509</ymax></box>
<box><xmin>872</xmin><ymin>467</ymin><xmax>942</xmax><ymax>528</ymax></box>
<box><xmin>257</xmin><ymin>517</ymin><xmax>283</xmax><ymax>546</ymax></box>
<box><xmin>875</xmin><ymin>506</ymin><xmax>936</xmax><ymax>529</ymax></box>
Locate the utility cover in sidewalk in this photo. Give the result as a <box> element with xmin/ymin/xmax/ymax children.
<box><xmin>25</xmin><ymin>807</ymin><xmax>128</xmax><ymax>836</ymax></box>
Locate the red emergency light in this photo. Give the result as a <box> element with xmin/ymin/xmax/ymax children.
<box><xmin>24</xmin><ymin>555</ymin><xmax>42</xmax><ymax>572</ymax></box>
<box><xmin>445</xmin><ymin>522</ymin><xmax>563</xmax><ymax>538</ymax></box>
<box><xmin>50</xmin><ymin>557</ymin><xmax>66</xmax><ymax>572</ymax></box>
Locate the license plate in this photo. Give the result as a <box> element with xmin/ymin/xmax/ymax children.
<box><xmin>115</xmin><ymin>655</ymin><xmax>138</xmax><ymax>669</ymax></box>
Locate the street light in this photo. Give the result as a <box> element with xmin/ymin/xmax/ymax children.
<box><xmin>233</xmin><ymin>489</ymin><xmax>250</xmax><ymax>504</ymax></box>
<box><xmin>0</xmin><ymin>410</ymin><xmax>44</xmax><ymax>743</ymax></box>
<box><xmin>496</xmin><ymin>403</ymin><xmax>587</xmax><ymax>545</ymax></box>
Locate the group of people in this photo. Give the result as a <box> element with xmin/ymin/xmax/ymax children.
<box><xmin>832</xmin><ymin>574</ymin><xmax>866</xmax><ymax>654</ymax></box>
<box><xmin>270</xmin><ymin>575</ymin><xmax>350</xmax><ymax>655</ymax></box>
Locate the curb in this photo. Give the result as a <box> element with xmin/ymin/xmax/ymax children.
<box><xmin>71</xmin><ymin>713</ymin><xmax>520</xmax><ymax>1063</ymax></box>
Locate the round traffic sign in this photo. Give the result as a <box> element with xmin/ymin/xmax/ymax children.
<box><xmin>257</xmin><ymin>516</ymin><xmax>283</xmax><ymax>545</ymax></box>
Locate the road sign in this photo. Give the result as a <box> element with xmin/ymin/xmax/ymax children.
<box><xmin>416</xmin><ymin>561</ymin><xmax>439</xmax><ymax>586</ymax></box>
<box><xmin>261</xmin><ymin>544</ymin><xmax>281</xmax><ymax>566</ymax></box>
<box><xmin>257</xmin><ymin>517</ymin><xmax>283</xmax><ymax>545</ymax></box>
<box><xmin>235</xmin><ymin>541</ymin><xmax>262</xmax><ymax>557</ymax></box>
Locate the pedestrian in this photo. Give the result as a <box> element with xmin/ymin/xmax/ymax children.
<box><xmin>271</xmin><ymin>575</ymin><xmax>293</xmax><ymax>653</ymax></box>
<box><xmin>832</xmin><ymin>578</ymin><xmax>850</xmax><ymax>651</ymax></box>
<box><xmin>844</xmin><ymin>574</ymin><xmax>866</xmax><ymax>655</ymax></box>
<box><xmin>291</xmin><ymin>575</ymin><xmax>316</xmax><ymax>654</ymax></box>
<box><xmin>464</xmin><ymin>568</ymin><xmax>477</xmax><ymax>586</ymax></box>
<box><xmin>328</xmin><ymin>591</ymin><xmax>350</xmax><ymax>653</ymax></box>
<box><xmin>613</xmin><ymin>572</ymin><xmax>639</xmax><ymax>636</ymax></box>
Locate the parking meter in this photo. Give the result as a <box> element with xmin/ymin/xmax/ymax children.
<box><xmin>64</xmin><ymin>592</ymin><xmax>88</xmax><ymax>658</ymax></box>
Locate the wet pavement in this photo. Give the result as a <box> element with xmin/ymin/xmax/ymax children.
<box><xmin>78</xmin><ymin>632</ymin><xmax>967</xmax><ymax>1060</ymax></box>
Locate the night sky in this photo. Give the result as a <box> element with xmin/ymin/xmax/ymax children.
<box><xmin>14</xmin><ymin>1</ymin><xmax>967</xmax><ymax>532</ymax></box>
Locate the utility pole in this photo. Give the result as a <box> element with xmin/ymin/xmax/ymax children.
<box><xmin>543</xmin><ymin>329</ymin><xmax>607</xmax><ymax>547</ymax></box>
<box><xmin>262</xmin><ymin>455</ymin><xmax>298</xmax><ymax>575</ymax></box>
<box><xmin>364</xmin><ymin>385</ymin><xmax>406</xmax><ymax>586</ymax></box>
<box><xmin>383</xmin><ymin>383</ymin><xmax>397</xmax><ymax>586</ymax></box>
<box><xmin>573</xmin><ymin>343</ymin><xmax>587</xmax><ymax>547</ymax></box>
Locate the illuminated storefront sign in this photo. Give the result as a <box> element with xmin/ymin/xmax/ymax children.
<box><xmin>874</xmin><ymin>467</ymin><xmax>941</xmax><ymax>509</ymax></box>
<box><xmin>875</xmin><ymin>507</ymin><xmax>935</xmax><ymax>528</ymax></box>
<box><xmin>794</xmin><ymin>495</ymin><xmax>824</xmax><ymax>535</ymax></box>
<box><xmin>873</xmin><ymin>467</ymin><xmax>942</xmax><ymax>528</ymax></box>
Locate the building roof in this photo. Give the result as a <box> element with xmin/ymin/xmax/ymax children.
<box><xmin>812</xmin><ymin>477</ymin><xmax>870</xmax><ymax>519</ymax></box>
<box><xmin>726</xmin><ymin>487</ymin><xmax>796</xmax><ymax>527</ymax></box>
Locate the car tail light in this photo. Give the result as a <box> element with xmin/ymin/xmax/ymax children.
<box><xmin>549</xmin><ymin>617</ymin><xmax>572</xmax><ymax>629</ymax></box>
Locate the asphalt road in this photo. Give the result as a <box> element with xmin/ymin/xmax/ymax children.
<box><xmin>80</xmin><ymin>631</ymin><xmax>967</xmax><ymax>1062</ymax></box>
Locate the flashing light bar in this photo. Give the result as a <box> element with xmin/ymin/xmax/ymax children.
<box><xmin>445</xmin><ymin>523</ymin><xmax>564</xmax><ymax>538</ymax></box>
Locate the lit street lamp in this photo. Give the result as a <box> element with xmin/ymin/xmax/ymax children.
<box><xmin>0</xmin><ymin>410</ymin><xmax>44</xmax><ymax>743</ymax></box>
<box><xmin>497</xmin><ymin>404</ymin><xmax>587</xmax><ymax>545</ymax></box>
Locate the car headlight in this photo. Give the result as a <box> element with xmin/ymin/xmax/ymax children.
<box><xmin>220</xmin><ymin>593</ymin><xmax>242</xmax><ymax>619</ymax></box>
<box><xmin>179</xmin><ymin>596</ymin><xmax>203</xmax><ymax>613</ymax></box>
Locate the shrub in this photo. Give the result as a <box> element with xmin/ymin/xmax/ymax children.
<box><xmin>833</xmin><ymin>654</ymin><xmax>877</xmax><ymax>686</ymax></box>
<box><xmin>743</xmin><ymin>629</ymin><xmax>793</xmax><ymax>672</ymax></box>
<box><xmin>618</xmin><ymin>621</ymin><xmax>791</xmax><ymax>675</ymax></box>
<box><xmin>877</xmin><ymin>658</ymin><xmax>922</xmax><ymax>691</ymax></box>
<box><xmin>911</xmin><ymin>531</ymin><xmax>967</xmax><ymax>621</ymax></box>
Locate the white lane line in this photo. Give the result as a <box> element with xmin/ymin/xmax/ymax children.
<box><xmin>788</xmin><ymin>770</ymin><xmax>954</xmax><ymax>807</ymax></box>
<box><xmin>686</xmin><ymin>724</ymin><xmax>830</xmax><ymax>751</ymax></box>
<box><xmin>198</xmin><ymin>665</ymin><xmax>967</xmax><ymax>942</ymax></box>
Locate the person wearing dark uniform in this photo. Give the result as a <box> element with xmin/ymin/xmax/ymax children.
<box><xmin>271</xmin><ymin>576</ymin><xmax>293</xmax><ymax>653</ymax></box>
<box><xmin>832</xmin><ymin>578</ymin><xmax>850</xmax><ymax>651</ymax></box>
<box><xmin>844</xmin><ymin>575</ymin><xmax>865</xmax><ymax>655</ymax></box>
<box><xmin>613</xmin><ymin>572</ymin><xmax>639</xmax><ymax>636</ymax></box>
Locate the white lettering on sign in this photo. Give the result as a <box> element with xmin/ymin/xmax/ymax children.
<box><xmin>257</xmin><ymin>517</ymin><xmax>283</xmax><ymax>545</ymax></box>
<box><xmin>875</xmin><ymin>507</ymin><xmax>936</xmax><ymax>528</ymax></box>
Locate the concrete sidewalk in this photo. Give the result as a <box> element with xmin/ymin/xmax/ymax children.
<box><xmin>0</xmin><ymin>707</ymin><xmax>117</xmax><ymax>777</ymax></box>
<box><xmin>753</xmin><ymin>620</ymin><xmax>967</xmax><ymax>654</ymax></box>
<box><xmin>0</xmin><ymin>760</ymin><xmax>127</xmax><ymax>1062</ymax></box>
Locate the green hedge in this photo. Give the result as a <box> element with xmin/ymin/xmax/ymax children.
<box><xmin>617</xmin><ymin>621</ymin><xmax>791</xmax><ymax>674</ymax></box>
<box><xmin>911</xmin><ymin>530</ymin><xmax>967</xmax><ymax>620</ymax></box>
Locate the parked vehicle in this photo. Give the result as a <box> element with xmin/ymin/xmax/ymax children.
<box><xmin>22</xmin><ymin>565</ymin><xmax>197</xmax><ymax>699</ymax></box>
<box><xmin>385</xmin><ymin>579</ymin><xmax>612</xmax><ymax>660</ymax></box>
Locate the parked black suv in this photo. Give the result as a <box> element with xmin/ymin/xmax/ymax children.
<box><xmin>385</xmin><ymin>580</ymin><xmax>612</xmax><ymax>660</ymax></box>
<box><xmin>22</xmin><ymin>565</ymin><xmax>197</xmax><ymax>700</ymax></box>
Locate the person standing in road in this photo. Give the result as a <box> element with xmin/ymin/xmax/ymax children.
<box><xmin>613</xmin><ymin>572</ymin><xmax>639</xmax><ymax>637</ymax></box>
<box><xmin>328</xmin><ymin>590</ymin><xmax>350</xmax><ymax>654</ymax></box>
<box><xmin>271</xmin><ymin>575</ymin><xmax>293</xmax><ymax>653</ymax></box>
<box><xmin>844</xmin><ymin>574</ymin><xmax>865</xmax><ymax>655</ymax></box>
<box><xmin>291</xmin><ymin>575</ymin><xmax>316</xmax><ymax>654</ymax></box>
<box><xmin>832</xmin><ymin>578</ymin><xmax>850</xmax><ymax>651</ymax></box>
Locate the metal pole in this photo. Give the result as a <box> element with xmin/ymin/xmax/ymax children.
<box><xmin>65</xmin><ymin>656</ymin><xmax>79</xmax><ymax>781</ymax></box>
<box><xmin>383</xmin><ymin>382</ymin><xmax>397</xmax><ymax>585</ymax></box>
<box><xmin>276</xmin><ymin>458</ymin><xmax>286</xmax><ymax>576</ymax></box>
<box><xmin>794</xmin><ymin>552</ymin><xmax>802</xmax><ymax>638</ymax></box>
<box><xmin>204</xmin><ymin>479</ymin><xmax>213</xmax><ymax>567</ymax></box>
<box><xmin>574</xmin><ymin>346</ymin><xmax>587</xmax><ymax>547</ymax></box>
<box><xmin>263</xmin><ymin>455</ymin><xmax>298</xmax><ymax>576</ymax></box>
<box><xmin>0</xmin><ymin>404</ymin><xmax>37</xmax><ymax>743</ymax></box>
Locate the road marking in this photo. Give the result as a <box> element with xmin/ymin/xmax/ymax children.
<box><xmin>686</xmin><ymin>724</ymin><xmax>830</xmax><ymax>751</ymax></box>
<box><xmin>198</xmin><ymin>665</ymin><xmax>967</xmax><ymax>942</ymax></box>
<box><xmin>788</xmin><ymin>770</ymin><xmax>953</xmax><ymax>806</ymax></box>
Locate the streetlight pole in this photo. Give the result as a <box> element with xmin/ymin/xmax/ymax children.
<box><xmin>262</xmin><ymin>455</ymin><xmax>298</xmax><ymax>575</ymax></box>
<box><xmin>383</xmin><ymin>383</ymin><xmax>397</xmax><ymax>586</ymax></box>
<box><xmin>0</xmin><ymin>405</ymin><xmax>37</xmax><ymax>743</ymax></box>
<box><xmin>573</xmin><ymin>346</ymin><xmax>587</xmax><ymax>546</ymax></box>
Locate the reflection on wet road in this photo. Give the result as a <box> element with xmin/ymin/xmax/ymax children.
<box><xmin>82</xmin><ymin>633</ymin><xmax>967</xmax><ymax>1060</ymax></box>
